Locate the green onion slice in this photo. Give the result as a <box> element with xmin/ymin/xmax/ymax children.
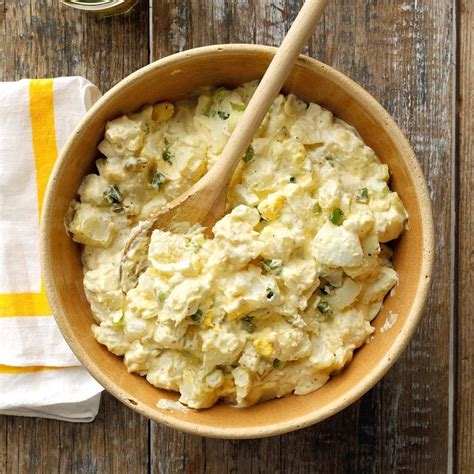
<box><xmin>150</xmin><ymin>170</ymin><xmax>166</xmax><ymax>190</ymax></box>
<box><xmin>329</xmin><ymin>208</ymin><xmax>344</xmax><ymax>226</ymax></box>
<box><xmin>261</xmin><ymin>259</ymin><xmax>282</xmax><ymax>274</ymax></box>
<box><xmin>356</xmin><ymin>187</ymin><xmax>369</xmax><ymax>203</ymax></box>
<box><xmin>231</xmin><ymin>102</ymin><xmax>246</xmax><ymax>111</ymax></box>
<box><xmin>317</xmin><ymin>301</ymin><xmax>333</xmax><ymax>316</ymax></box>
<box><xmin>242</xmin><ymin>145</ymin><xmax>255</xmax><ymax>163</ymax></box>
<box><xmin>241</xmin><ymin>315</ymin><xmax>256</xmax><ymax>333</ymax></box>
<box><xmin>190</xmin><ymin>309</ymin><xmax>203</xmax><ymax>324</ymax></box>
<box><xmin>104</xmin><ymin>185</ymin><xmax>122</xmax><ymax>204</ymax></box>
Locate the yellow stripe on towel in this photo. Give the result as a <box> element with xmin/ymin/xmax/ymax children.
<box><xmin>0</xmin><ymin>79</ymin><xmax>57</xmax><ymax>318</ymax></box>
<box><xmin>0</xmin><ymin>364</ymin><xmax>74</xmax><ymax>374</ymax></box>
<box><xmin>0</xmin><ymin>286</ymin><xmax>51</xmax><ymax>317</ymax></box>
<box><xmin>30</xmin><ymin>79</ymin><xmax>58</xmax><ymax>213</ymax></box>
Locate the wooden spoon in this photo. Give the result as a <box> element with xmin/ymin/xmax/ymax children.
<box><xmin>120</xmin><ymin>0</ymin><xmax>329</xmax><ymax>292</ymax></box>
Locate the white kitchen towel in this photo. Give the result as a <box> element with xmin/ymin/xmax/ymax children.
<box><xmin>0</xmin><ymin>77</ymin><xmax>104</xmax><ymax>422</ymax></box>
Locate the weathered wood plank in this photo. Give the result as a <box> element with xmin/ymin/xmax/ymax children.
<box><xmin>0</xmin><ymin>1</ymin><xmax>150</xmax><ymax>473</ymax></box>
<box><xmin>304</xmin><ymin>1</ymin><xmax>454</xmax><ymax>471</ymax></box>
<box><xmin>1</xmin><ymin>0</ymin><xmax>149</xmax><ymax>90</ymax></box>
<box><xmin>457</xmin><ymin>0</ymin><xmax>474</xmax><ymax>472</ymax></box>
<box><xmin>0</xmin><ymin>394</ymin><xmax>149</xmax><ymax>474</ymax></box>
<box><xmin>58</xmin><ymin>393</ymin><xmax>149</xmax><ymax>474</ymax></box>
<box><xmin>4</xmin><ymin>415</ymin><xmax>61</xmax><ymax>473</ymax></box>
<box><xmin>305</xmin><ymin>1</ymin><xmax>455</xmax><ymax>471</ymax></box>
<box><xmin>0</xmin><ymin>416</ymin><xmax>5</xmax><ymax>474</ymax></box>
<box><xmin>150</xmin><ymin>425</ymin><xmax>206</xmax><ymax>473</ymax></box>
<box><xmin>151</xmin><ymin>1</ymin><xmax>454</xmax><ymax>473</ymax></box>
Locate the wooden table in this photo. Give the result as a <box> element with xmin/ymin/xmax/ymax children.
<box><xmin>0</xmin><ymin>1</ymin><xmax>472</xmax><ymax>472</ymax></box>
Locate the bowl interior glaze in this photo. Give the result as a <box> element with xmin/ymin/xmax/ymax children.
<box><xmin>41</xmin><ymin>45</ymin><xmax>434</xmax><ymax>439</ymax></box>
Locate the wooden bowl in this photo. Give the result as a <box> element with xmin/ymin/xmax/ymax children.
<box><xmin>41</xmin><ymin>45</ymin><xmax>434</xmax><ymax>439</ymax></box>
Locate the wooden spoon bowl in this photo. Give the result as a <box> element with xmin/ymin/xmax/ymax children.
<box><xmin>41</xmin><ymin>45</ymin><xmax>434</xmax><ymax>439</ymax></box>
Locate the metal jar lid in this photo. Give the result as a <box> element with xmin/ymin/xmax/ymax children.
<box><xmin>61</xmin><ymin>0</ymin><xmax>139</xmax><ymax>16</ymax></box>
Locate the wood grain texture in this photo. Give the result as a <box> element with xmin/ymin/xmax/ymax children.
<box><xmin>0</xmin><ymin>0</ymin><xmax>149</xmax><ymax>90</ymax></box>
<box><xmin>308</xmin><ymin>1</ymin><xmax>455</xmax><ymax>472</ymax></box>
<box><xmin>2</xmin><ymin>416</ymin><xmax>61</xmax><ymax>473</ymax></box>
<box><xmin>0</xmin><ymin>1</ymin><xmax>150</xmax><ymax>473</ymax></box>
<box><xmin>152</xmin><ymin>1</ymin><xmax>454</xmax><ymax>472</ymax></box>
<box><xmin>0</xmin><ymin>394</ymin><xmax>149</xmax><ymax>474</ymax></box>
<box><xmin>58</xmin><ymin>394</ymin><xmax>149</xmax><ymax>474</ymax></box>
<box><xmin>0</xmin><ymin>416</ymin><xmax>5</xmax><ymax>474</ymax></box>
<box><xmin>457</xmin><ymin>0</ymin><xmax>474</xmax><ymax>472</ymax></box>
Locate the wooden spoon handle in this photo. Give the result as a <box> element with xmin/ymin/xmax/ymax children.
<box><xmin>207</xmin><ymin>0</ymin><xmax>329</xmax><ymax>185</ymax></box>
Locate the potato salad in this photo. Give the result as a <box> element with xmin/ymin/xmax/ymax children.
<box><xmin>67</xmin><ymin>82</ymin><xmax>408</xmax><ymax>409</ymax></box>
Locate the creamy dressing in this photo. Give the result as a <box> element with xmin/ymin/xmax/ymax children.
<box><xmin>67</xmin><ymin>82</ymin><xmax>407</xmax><ymax>409</ymax></box>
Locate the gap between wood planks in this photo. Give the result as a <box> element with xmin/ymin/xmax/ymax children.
<box><xmin>149</xmin><ymin>0</ymin><xmax>154</xmax><ymax>63</ymax></box>
<box><xmin>449</xmin><ymin>1</ymin><xmax>460</xmax><ymax>473</ymax></box>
